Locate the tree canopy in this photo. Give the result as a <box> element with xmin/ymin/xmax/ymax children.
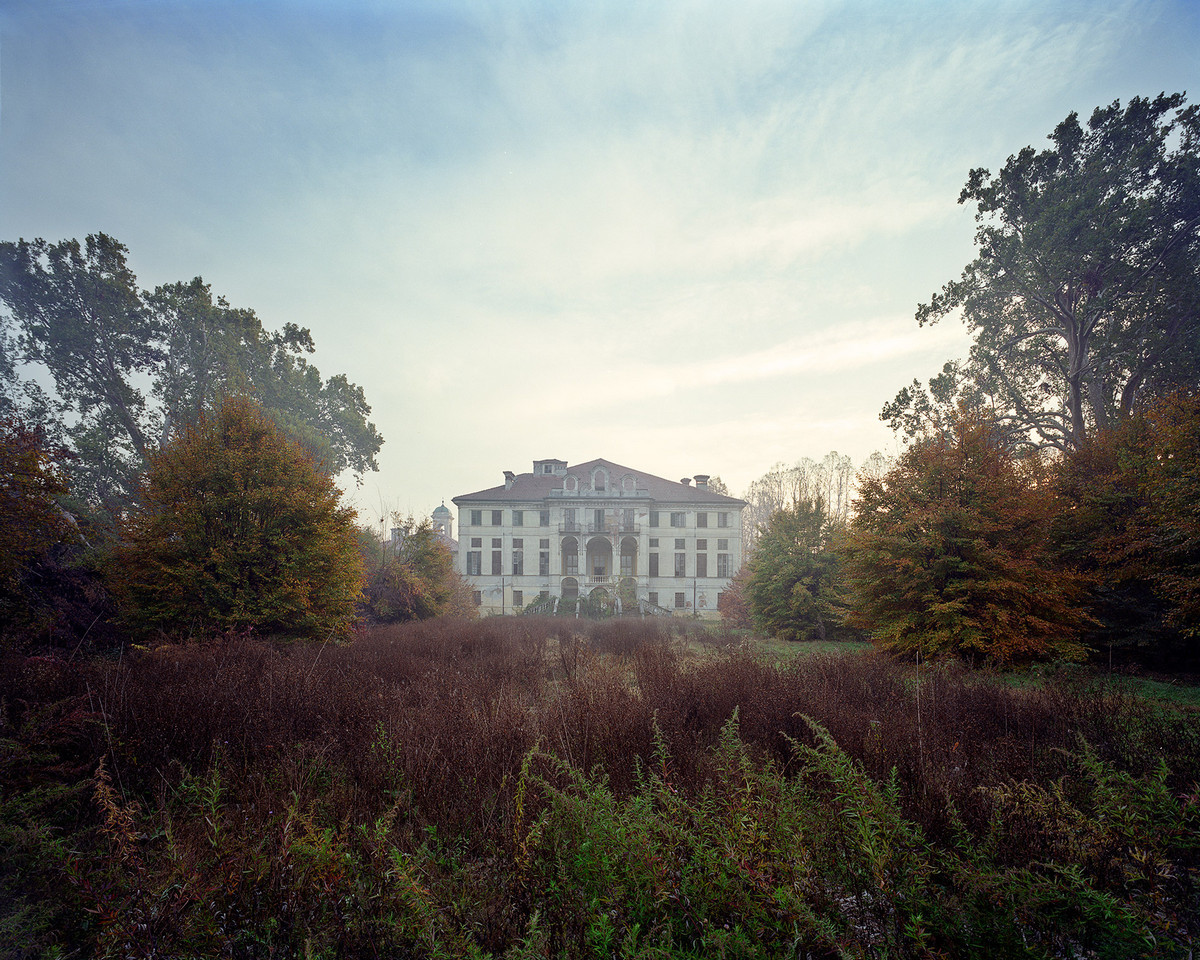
<box><xmin>886</xmin><ymin>94</ymin><xmax>1200</xmax><ymax>451</ymax></box>
<box><xmin>0</xmin><ymin>234</ymin><xmax>383</xmax><ymax>505</ymax></box>
<box><xmin>0</xmin><ymin>418</ymin><xmax>81</xmax><ymax>644</ymax></box>
<box><xmin>110</xmin><ymin>395</ymin><xmax>364</xmax><ymax>641</ymax></box>
<box><xmin>743</xmin><ymin>496</ymin><xmax>844</xmax><ymax>642</ymax></box>
<box><xmin>845</xmin><ymin>413</ymin><xmax>1092</xmax><ymax>664</ymax></box>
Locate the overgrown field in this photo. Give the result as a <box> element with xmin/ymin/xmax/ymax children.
<box><xmin>3</xmin><ymin>619</ymin><xmax>1198</xmax><ymax>958</ymax></box>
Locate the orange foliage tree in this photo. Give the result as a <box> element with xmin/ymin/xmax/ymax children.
<box><xmin>111</xmin><ymin>396</ymin><xmax>363</xmax><ymax>641</ymax></box>
<box><xmin>1139</xmin><ymin>389</ymin><xmax>1200</xmax><ymax>640</ymax></box>
<box><xmin>844</xmin><ymin>413</ymin><xmax>1091</xmax><ymax>664</ymax></box>
<box><xmin>1051</xmin><ymin>389</ymin><xmax>1200</xmax><ymax>662</ymax></box>
<box><xmin>0</xmin><ymin>418</ymin><xmax>79</xmax><ymax>643</ymax></box>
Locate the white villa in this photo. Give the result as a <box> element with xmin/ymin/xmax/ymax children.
<box><xmin>452</xmin><ymin>458</ymin><xmax>747</xmax><ymax>617</ymax></box>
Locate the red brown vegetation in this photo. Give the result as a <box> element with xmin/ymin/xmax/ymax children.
<box><xmin>2</xmin><ymin>619</ymin><xmax>1197</xmax><ymax>957</ymax></box>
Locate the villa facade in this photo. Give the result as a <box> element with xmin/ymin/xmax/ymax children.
<box><xmin>452</xmin><ymin>458</ymin><xmax>746</xmax><ymax>617</ymax></box>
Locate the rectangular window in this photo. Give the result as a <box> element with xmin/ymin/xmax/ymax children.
<box><xmin>649</xmin><ymin>553</ymin><xmax>659</xmax><ymax>577</ymax></box>
<box><xmin>512</xmin><ymin>589</ymin><xmax>523</xmax><ymax>607</ymax></box>
<box><xmin>717</xmin><ymin>539</ymin><xmax>729</xmax><ymax>551</ymax></box>
<box><xmin>471</xmin><ymin>537</ymin><xmax>482</xmax><ymax>548</ymax></box>
<box><xmin>566</xmin><ymin>553</ymin><xmax>579</xmax><ymax>576</ymax></box>
<box><xmin>649</xmin><ymin>511</ymin><xmax>659</xmax><ymax>527</ymax></box>
<box><xmin>697</xmin><ymin>539</ymin><xmax>707</xmax><ymax>551</ymax></box>
<box><xmin>472</xmin><ymin>590</ymin><xmax>481</xmax><ymax>606</ymax></box>
<box><xmin>470</xmin><ymin>509</ymin><xmax>482</xmax><ymax>526</ymax></box>
<box><xmin>466</xmin><ymin>551</ymin><xmax>482</xmax><ymax>575</ymax></box>
<box><xmin>696</xmin><ymin>554</ymin><xmax>708</xmax><ymax>578</ymax></box>
<box><xmin>717</xmin><ymin>554</ymin><xmax>731</xmax><ymax>578</ymax></box>
<box><xmin>539</xmin><ymin>551</ymin><xmax>550</xmax><ymax>576</ymax></box>
<box><xmin>620</xmin><ymin>554</ymin><xmax>633</xmax><ymax>576</ymax></box>
<box><xmin>491</xmin><ymin>510</ymin><xmax>503</xmax><ymax>526</ymax></box>
<box><xmin>564</xmin><ymin>508</ymin><xmax>577</xmax><ymax>531</ymax></box>
<box><xmin>674</xmin><ymin>538</ymin><xmax>685</xmax><ymax>550</ymax></box>
<box><xmin>622</xmin><ymin>508</ymin><xmax>634</xmax><ymax>529</ymax></box>
<box><xmin>718</xmin><ymin>512</ymin><xmax>729</xmax><ymax>528</ymax></box>
<box><xmin>513</xmin><ymin>538</ymin><xmax>523</xmax><ymax>548</ymax></box>
<box><xmin>649</xmin><ymin>537</ymin><xmax>659</xmax><ymax>548</ymax></box>
<box><xmin>540</xmin><ymin>509</ymin><xmax>550</xmax><ymax>526</ymax></box>
<box><xmin>674</xmin><ymin>553</ymin><xmax>686</xmax><ymax>577</ymax></box>
<box><xmin>492</xmin><ymin>538</ymin><xmax>502</xmax><ymax>548</ymax></box>
<box><xmin>675</xmin><ymin>592</ymin><xmax>686</xmax><ymax>609</ymax></box>
<box><xmin>670</xmin><ymin>512</ymin><xmax>686</xmax><ymax>527</ymax></box>
<box><xmin>512</xmin><ymin>550</ymin><xmax>523</xmax><ymax>576</ymax></box>
<box><xmin>594</xmin><ymin>508</ymin><xmax>605</xmax><ymax>527</ymax></box>
<box><xmin>513</xmin><ymin>510</ymin><xmax>524</xmax><ymax>526</ymax></box>
<box><xmin>697</xmin><ymin>512</ymin><xmax>708</xmax><ymax>528</ymax></box>
<box><xmin>649</xmin><ymin>591</ymin><xmax>658</xmax><ymax>606</ymax></box>
<box><xmin>491</xmin><ymin>550</ymin><xmax>502</xmax><ymax>575</ymax></box>
<box><xmin>539</xmin><ymin>538</ymin><xmax>549</xmax><ymax>549</ymax></box>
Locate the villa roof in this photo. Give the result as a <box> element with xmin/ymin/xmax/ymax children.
<box><xmin>452</xmin><ymin>457</ymin><xmax>746</xmax><ymax>506</ymax></box>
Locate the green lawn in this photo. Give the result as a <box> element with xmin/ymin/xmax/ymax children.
<box><xmin>749</xmin><ymin>634</ymin><xmax>874</xmax><ymax>663</ymax></box>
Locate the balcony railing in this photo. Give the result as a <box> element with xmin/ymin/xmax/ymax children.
<box><xmin>559</xmin><ymin>574</ymin><xmax>639</xmax><ymax>586</ymax></box>
<box><xmin>586</xmin><ymin>522</ymin><xmax>640</xmax><ymax>535</ymax></box>
<box><xmin>560</xmin><ymin>522</ymin><xmax>641</xmax><ymax>535</ymax></box>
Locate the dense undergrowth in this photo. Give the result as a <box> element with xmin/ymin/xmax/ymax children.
<box><xmin>2</xmin><ymin>619</ymin><xmax>1198</xmax><ymax>958</ymax></box>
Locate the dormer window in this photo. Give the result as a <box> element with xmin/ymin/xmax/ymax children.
<box><xmin>592</xmin><ymin>468</ymin><xmax>608</xmax><ymax>492</ymax></box>
<box><xmin>564</xmin><ymin>475</ymin><xmax>579</xmax><ymax>492</ymax></box>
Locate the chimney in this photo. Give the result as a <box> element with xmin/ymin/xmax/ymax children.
<box><xmin>680</xmin><ymin>477</ymin><xmax>692</xmax><ymax>486</ymax></box>
<box><xmin>504</xmin><ymin>470</ymin><xmax>516</xmax><ymax>489</ymax></box>
<box><xmin>694</xmin><ymin>474</ymin><xmax>710</xmax><ymax>490</ymax></box>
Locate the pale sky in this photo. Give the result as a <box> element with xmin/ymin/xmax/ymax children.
<box><xmin>2</xmin><ymin>0</ymin><xmax>1197</xmax><ymax>524</ymax></box>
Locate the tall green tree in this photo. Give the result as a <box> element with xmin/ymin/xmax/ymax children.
<box><xmin>887</xmin><ymin>94</ymin><xmax>1200</xmax><ymax>451</ymax></box>
<box><xmin>744</xmin><ymin>497</ymin><xmax>843</xmax><ymax>642</ymax></box>
<box><xmin>0</xmin><ymin>235</ymin><xmax>383</xmax><ymax>505</ymax></box>
<box><xmin>844</xmin><ymin>413</ymin><xmax>1092</xmax><ymax>664</ymax></box>
<box><xmin>110</xmin><ymin>395</ymin><xmax>364</xmax><ymax>641</ymax></box>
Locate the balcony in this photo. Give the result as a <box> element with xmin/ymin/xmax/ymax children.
<box><xmin>559</xmin><ymin>522</ymin><xmax>581</xmax><ymax>534</ymax></box>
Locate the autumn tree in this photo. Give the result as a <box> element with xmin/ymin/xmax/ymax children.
<box><xmin>887</xmin><ymin>94</ymin><xmax>1200</xmax><ymax>451</ymax></box>
<box><xmin>0</xmin><ymin>418</ymin><xmax>80</xmax><ymax>644</ymax></box>
<box><xmin>1137</xmin><ymin>389</ymin><xmax>1200</xmax><ymax>641</ymax></box>
<box><xmin>744</xmin><ymin>497</ymin><xmax>844</xmax><ymax>642</ymax></box>
<box><xmin>111</xmin><ymin>396</ymin><xmax>364</xmax><ymax>641</ymax></box>
<box><xmin>359</xmin><ymin>516</ymin><xmax>476</xmax><ymax>623</ymax></box>
<box><xmin>0</xmin><ymin>235</ymin><xmax>383</xmax><ymax>505</ymax></box>
<box><xmin>844</xmin><ymin>413</ymin><xmax>1091</xmax><ymax>664</ymax></box>
<box><xmin>1049</xmin><ymin>414</ymin><xmax>1168</xmax><ymax>657</ymax></box>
